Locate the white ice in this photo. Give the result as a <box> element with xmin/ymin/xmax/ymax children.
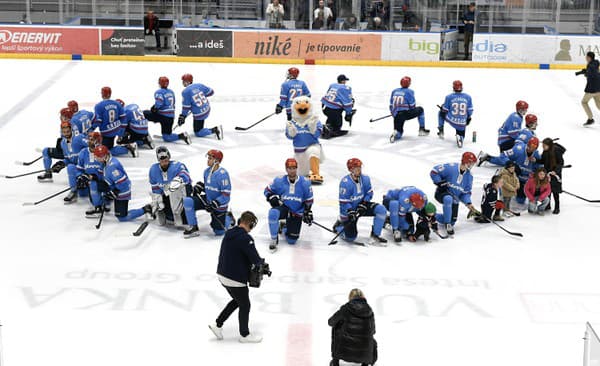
<box><xmin>0</xmin><ymin>59</ymin><xmax>599</xmax><ymax>366</ymax></box>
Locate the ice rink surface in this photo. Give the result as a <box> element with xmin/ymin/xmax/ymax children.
<box><xmin>0</xmin><ymin>59</ymin><xmax>599</xmax><ymax>366</ymax></box>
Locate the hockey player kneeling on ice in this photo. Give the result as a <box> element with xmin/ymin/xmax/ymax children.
<box><xmin>430</xmin><ymin>152</ymin><xmax>481</xmax><ymax>235</ymax></box>
<box><xmin>389</xmin><ymin>76</ymin><xmax>429</xmax><ymax>143</ymax></box>
<box><xmin>115</xmin><ymin>99</ymin><xmax>154</xmax><ymax>150</ymax></box>
<box><xmin>92</xmin><ymin>86</ymin><xmax>138</xmax><ymax>158</ymax></box>
<box><xmin>496</xmin><ymin>100</ymin><xmax>529</xmax><ymax>152</ymax></box>
<box><xmin>328</xmin><ymin>288</ymin><xmax>377</xmax><ymax>366</ymax></box>
<box><xmin>38</xmin><ymin>108</ymin><xmax>76</xmax><ymax>183</ymax></box>
<box><xmin>414</xmin><ymin>202</ymin><xmax>439</xmax><ymax>242</ymax></box>
<box><xmin>53</xmin><ymin>121</ymin><xmax>88</xmax><ymax>204</ymax></box>
<box><xmin>437</xmin><ymin>80</ymin><xmax>473</xmax><ymax>148</ymax></box>
<box><xmin>178</xmin><ymin>73</ymin><xmax>223</xmax><ymax>141</ymax></box>
<box><xmin>93</xmin><ymin>145</ymin><xmax>152</xmax><ymax>222</ymax></box>
<box><xmin>149</xmin><ymin>146</ymin><xmax>192</xmax><ymax>227</ymax></box>
<box><xmin>183</xmin><ymin>149</ymin><xmax>233</xmax><ymax>238</ymax></box>
<box><xmin>382</xmin><ymin>186</ymin><xmax>427</xmax><ymax>243</ymax></box>
<box><xmin>75</xmin><ymin>132</ymin><xmax>110</xmax><ymax>217</ymax></box>
<box><xmin>321</xmin><ymin>74</ymin><xmax>355</xmax><ymax>139</ymax></box>
<box><xmin>264</xmin><ymin>158</ymin><xmax>314</xmax><ymax>251</ymax></box>
<box><xmin>276</xmin><ymin>67</ymin><xmax>311</xmax><ymax>122</ymax></box>
<box><xmin>335</xmin><ymin>158</ymin><xmax>387</xmax><ymax>246</ymax></box>
<box><xmin>475</xmin><ymin>175</ymin><xmax>505</xmax><ymax>223</ymax></box>
<box><xmin>285</xmin><ymin>96</ymin><xmax>324</xmax><ymax>184</ymax></box>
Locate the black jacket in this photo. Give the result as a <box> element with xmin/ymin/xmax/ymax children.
<box><xmin>540</xmin><ymin>143</ymin><xmax>565</xmax><ymax>177</ymax></box>
<box><xmin>584</xmin><ymin>59</ymin><xmax>600</xmax><ymax>93</ymax></box>
<box><xmin>328</xmin><ymin>298</ymin><xmax>377</xmax><ymax>364</ymax></box>
<box><xmin>462</xmin><ymin>9</ymin><xmax>476</xmax><ymax>33</ymax></box>
<box><xmin>216</xmin><ymin>226</ymin><xmax>262</xmax><ymax>284</ymax></box>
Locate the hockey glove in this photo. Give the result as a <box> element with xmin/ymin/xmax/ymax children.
<box><xmin>104</xmin><ymin>189</ymin><xmax>119</xmax><ymax>201</ymax></box>
<box><xmin>357</xmin><ymin>201</ymin><xmax>369</xmax><ymax>216</ymax></box>
<box><xmin>267</xmin><ymin>194</ymin><xmax>283</xmax><ymax>208</ymax></box>
<box><xmin>51</xmin><ymin>161</ymin><xmax>66</xmax><ymax>173</ymax></box>
<box><xmin>302</xmin><ymin>209</ymin><xmax>314</xmax><ymax>225</ymax></box>
<box><xmin>344</xmin><ymin>109</ymin><xmax>356</xmax><ymax>123</ymax></box>
<box><xmin>495</xmin><ymin>200</ymin><xmax>505</xmax><ymax>210</ymax></box>
<box><xmin>206</xmin><ymin>200</ymin><xmax>219</xmax><ymax>213</ymax></box>
<box><xmin>193</xmin><ymin>181</ymin><xmax>205</xmax><ymax>196</ymax></box>
<box><xmin>439</xmin><ymin>110</ymin><xmax>447</xmax><ymax>120</ymax></box>
<box><xmin>177</xmin><ymin>114</ymin><xmax>186</xmax><ymax>126</ymax></box>
<box><xmin>467</xmin><ymin>207</ymin><xmax>482</xmax><ymax>219</ymax></box>
<box><xmin>76</xmin><ymin>174</ymin><xmax>91</xmax><ymax>189</ymax></box>
<box><xmin>150</xmin><ymin>105</ymin><xmax>158</xmax><ymax>113</ymax></box>
<box><xmin>466</xmin><ymin>116</ymin><xmax>472</xmax><ymax>126</ymax></box>
<box><xmin>275</xmin><ymin>104</ymin><xmax>283</xmax><ymax>114</ymax></box>
<box><xmin>346</xmin><ymin>210</ymin><xmax>359</xmax><ymax>223</ymax></box>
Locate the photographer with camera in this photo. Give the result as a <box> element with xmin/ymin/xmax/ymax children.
<box><xmin>576</xmin><ymin>51</ymin><xmax>600</xmax><ymax>126</ymax></box>
<box><xmin>210</xmin><ymin>211</ymin><xmax>268</xmax><ymax>343</ymax></box>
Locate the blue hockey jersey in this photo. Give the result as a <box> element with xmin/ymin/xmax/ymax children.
<box><xmin>515</xmin><ymin>128</ymin><xmax>536</xmax><ymax>145</ymax></box>
<box><xmin>321</xmin><ymin>83</ymin><xmax>353</xmax><ymax>113</ymax></box>
<box><xmin>61</xmin><ymin>134</ymin><xmax>87</xmax><ymax>165</ymax></box>
<box><xmin>384</xmin><ymin>186</ymin><xmax>428</xmax><ymax>231</ymax></box>
<box><xmin>203</xmin><ymin>165</ymin><xmax>231</xmax><ymax>212</ymax></box>
<box><xmin>285</xmin><ymin>119</ymin><xmax>322</xmax><ymax>153</ymax></box>
<box><xmin>181</xmin><ymin>83</ymin><xmax>214</xmax><ymax>120</ymax></box>
<box><xmin>440</xmin><ymin>92</ymin><xmax>474</xmax><ymax>128</ymax></box>
<box><xmin>93</xmin><ymin>99</ymin><xmax>126</xmax><ymax>137</ymax></box>
<box><xmin>430</xmin><ymin>163</ymin><xmax>473</xmax><ymax>205</ymax></box>
<box><xmin>339</xmin><ymin>174</ymin><xmax>374</xmax><ymax>218</ymax></box>
<box><xmin>149</xmin><ymin>161</ymin><xmax>192</xmax><ymax>195</ymax></box>
<box><xmin>76</xmin><ymin>147</ymin><xmax>103</xmax><ymax>177</ymax></box>
<box><xmin>101</xmin><ymin>156</ymin><xmax>132</xmax><ymax>200</ymax></box>
<box><xmin>71</xmin><ymin>110</ymin><xmax>94</xmax><ymax>136</ymax></box>
<box><xmin>493</xmin><ymin>142</ymin><xmax>541</xmax><ymax>181</ymax></box>
<box><xmin>123</xmin><ymin>104</ymin><xmax>149</xmax><ymax>135</ymax></box>
<box><xmin>279</xmin><ymin>79</ymin><xmax>311</xmax><ymax>114</ymax></box>
<box><xmin>153</xmin><ymin>88</ymin><xmax>176</xmax><ymax>117</ymax></box>
<box><xmin>497</xmin><ymin>112</ymin><xmax>523</xmax><ymax>145</ymax></box>
<box><xmin>264</xmin><ymin>175</ymin><xmax>313</xmax><ymax>215</ymax></box>
<box><xmin>389</xmin><ymin>87</ymin><xmax>417</xmax><ymax>116</ymax></box>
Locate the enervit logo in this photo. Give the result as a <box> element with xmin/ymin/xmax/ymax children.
<box><xmin>0</xmin><ymin>29</ymin><xmax>62</xmax><ymax>45</ymax></box>
<box><xmin>408</xmin><ymin>38</ymin><xmax>440</xmax><ymax>55</ymax></box>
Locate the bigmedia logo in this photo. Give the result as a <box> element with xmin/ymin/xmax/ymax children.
<box><xmin>0</xmin><ymin>29</ymin><xmax>62</xmax><ymax>45</ymax></box>
<box><xmin>472</xmin><ymin>39</ymin><xmax>508</xmax><ymax>61</ymax></box>
<box><xmin>408</xmin><ymin>38</ymin><xmax>440</xmax><ymax>55</ymax></box>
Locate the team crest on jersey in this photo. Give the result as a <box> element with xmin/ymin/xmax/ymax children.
<box><xmin>112</xmin><ymin>170</ymin><xmax>120</xmax><ymax>177</ymax></box>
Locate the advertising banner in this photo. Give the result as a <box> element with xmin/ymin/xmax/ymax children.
<box><xmin>233</xmin><ymin>31</ymin><xmax>381</xmax><ymax>60</ymax></box>
<box><xmin>552</xmin><ymin>36</ymin><xmax>600</xmax><ymax>64</ymax></box>
<box><xmin>176</xmin><ymin>29</ymin><xmax>233</xmax><ymax>57</ymax></box>
<box><xmin>440</xmin><ymin>30</ymin><xmax>458</xmax><ymax>60</ymax></box>
<box><xmin>471</xmin><ymin>34</ymin><xmax>555</xmax><ymax>63</ymax></box>
<box><xmin>381</xmin><ymin>32</ymin><xmax>441</xmax><ymax>61</ymax></box>
<box><xmin>0</xmin><ymin>25</ymin><xmax>99</xmax><ymax>54</ymax></box>
<box><xmin>100</xmin><ymin>28</ymin><xmax>145</xmax><ymax>56</ymax></box>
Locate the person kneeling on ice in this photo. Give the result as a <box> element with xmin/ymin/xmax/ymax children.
<box><xmin>93</xmin><ymin>145</ymin><xmax>152</xmax><ymax>222</ymax></box>
<box><xmin>76</xmin><ymin>132</ymin><xmax>110</xmax><ymax>218</ymax></box>
<box><xmin>37</xmin><ymin>108</ymin><xmax>77</xmax><ymax>183</ymax></box>
<box><xmin>149</xmin><ymin>146</ymin><xmax>193</xmax><ymax>227</ymax></box>
<box><xmin>430</xmin><ymin>152</ymin><xmax>481</xmax><ymax>235</ymax></box>
<box><xmin>524</xmin><ymin>167</ymin><xmax>551</xmax><ymax>215</ymax></box>
<box><xmin>285</xmin><ymin>96</ymin><xmax>324</xmax><ymax>184</ymax></box>
<box><xmin>178</xmin><ymin>73</ymin><xmax>223</xmax><ymax>140</ymax></box>
<box><xmin>437</xmin><ymin>80</ymin><xmax>473</xmax><ymax>148</ymax></box>
<box><xmin>335</xmin><ymin>158</ymin><xmax>387</xmax><ymax>246</ymax></box>
<box><xmin>414</xmin><ymin>202</ymin><xmax>439</xmax><ymax>242</ymax></box>
<box><xmin>183</xmin><ymin>149</ymin><xmax>233</xmax><ymax>237</ymax></box>
<box><xmin>389</xmin><ymin>76</ymin><xmax>429</xmax><ymax>142</ymax></box>
<box><xmin>264</xmin><ymin>158</ymin><xmax>314</xmax><ymax>251</ymax></box>
<box><xmin>328</xmin><ymin>288</ymin><xmax>377</xmax><ymax>366</ymax></box>
<box><xmin>382</xmin><ymin>186</ymin><xmax>427</xmax><ymax>243</ymax></box>
<box><xmin>115</xmin><ymin>99</ymin><xmax>155</xmax><ymax>150</ymax></box>
<box><xmin>474</xmin><ymin>175</ymin><xmax>505</xmax><ymax>223</ymax></box>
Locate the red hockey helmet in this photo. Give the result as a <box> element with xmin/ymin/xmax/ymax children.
<box><xmin>158</xmin><ymin>76</ymin><xmax>169</xmax><ymax>88</ymax></box>
<box><xmin>287</xmin><ymin>67</ymin><xmax>300</xmax><ymax>79</ymax></box>
<box><xmin>347</xmin><ymin>158</ymin><xmax>362</xmax><ymax>171</ymax></box>
<box><xmin>88</xmin><ymin>131</ymin><xmax>102</xmax><ymax>145</ymax></box>
<box><xmin>285</xmin><ymin>158</ymin><xmax>298</xmax><ymax>169</ymax></box>
<box><xmin>101</xmin><ymin>86</ymin><xmax>112</xmax><ymax>99</ymax></box>
<box><xmin>67</xmin><ymin>100</ymin><xmax>79</xmax><ymax>113</ymax></box>
<box><xmin>60</xmin><ymin>121</ymin><xmax>72</xmax><ymax>130</ymax></box>
<box><xmin>182</xmin><ymin>73</ymin><xmax>193</xmax><ymax>84</ymax></box>
<box><xmin>516</xmin><ymin>100</ymin><xmax>528</xmax><ymax>113</ymax></box>
<box><xmin>409</xmin><ymin>192</ymin><xmax>426</xmax><ymax>209</ymax></box>
<box><xmin>207</xmin><ymin>149</ymin><xmax>223</xmax><ymax>162</ymax></box>
<box><xmin>60</xmin><ymin>107</ymin><xmax>73</xmax><ymax>121</ymax></box>
<box><xmin>400</xmin><ymin>76</ymin><xmax>411</xmax><ymax>88</ymax></box>
<box><xmin>94</xmin><ymin>145</ymin><xmax>110</xmax><ymax>160</ymax></box>
<box><xmin>461</xmin><ymin>151</ymin><xmax>477</xmax><ymax>165</ymax></box>
<box><xmin>527</xmin><ymin>136</ymin><xmax>539</xmax><ymax>150</ymax></box>
<box><xmin>116</xmin><ymin>99</ymin><xmax>125</xmax><ymax>107</ymax></box>
<box><xmin>452</xmin><ymin>80</ymin><xmax>463</xmax><ymax>92</ymax></box>
<box><xmin>525</xmin><ymin>114</ymin><xmax>538</xmax><ymax>128</ymax></box>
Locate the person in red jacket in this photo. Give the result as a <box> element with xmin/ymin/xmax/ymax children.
<box><xmin>524</xmin><ymin>167</ymin><xmax>551</xmax><ymax>215</ymax></box>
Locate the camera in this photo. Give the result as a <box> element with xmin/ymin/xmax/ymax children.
<box><xmin>575</xmin><ymin>69</ymin><xmax>586</xmax><ymax>76</ymax></box>
<box><xmin>249</xmin><ymin>262</ymin><xmax>272</xmax><ymax>288</ymax></box>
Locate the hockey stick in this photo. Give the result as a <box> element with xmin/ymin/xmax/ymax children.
<box><xmin>449</xmin><ymin>192</ymin><xmax>523</xmax><ymax>237</ymax></box>
<box><xmin>15</xmin><ymin>156</ymin><xmax>42</xmax><ymax>166</ymax></box>
<box><xmin>22</xmin><ymin>187</ymin><xmax>71</xmax><ymax>206</ymax></box>
<box><xmin>369</xmin><ymin>114</ymin><xmax>392</xmax><ymax>123</ymax></box>
<box><xmin>133</xmin><ymin>221</ymin><xmax>149</xmax><ymax>236</ymax></box>
<box><xmin>198</xmin><ymin>193</ymin><xmax>229</xmax><ymax>231</ymax></box>
<box><xmin>506</xmin><ymin>209</ymin><xmax>521</xmax><ymax>217</ymax></box>
<box><xmin>311</xmin><ymin>220</ymin><xmax>336</xmax><ymax>233</ymax></box>
<box><xmin>562</xmin><ymin>190</ymin><xmax>600</xmax><ymax>203</ymax></box>
<box><xmin>433</xmin><ymin>230</ymin><xmax>449</xmax><ymax>239</ymax></box>
<box><xmin>328</xmin><ymin>215</ymin><xmax>366</xmax><ymax>246</ymax></box>
<box><xmin>95</xmin><ymin>204</ymin><xmax>106</xmax><ymax>229</ymax></box>
<box><xmin>1</xmin><ymin>169</ymin><xmax>46</xmax><ymax>179</ymax></box>
<box><xmin>235</xmin><ymin>113</ymin><xmax>276</xmax><ymax>131</ymax></box>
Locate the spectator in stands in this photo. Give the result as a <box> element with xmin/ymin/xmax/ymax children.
<box><xmin>327</xmin><ymin>0</ymin><xmax>337</xmax><ymax>22</ymax></box>
<box><xmin>314</xmin><ymin>0</ymin><xmax>334</xmax><ymax>27</ymax></box>
<box><xmin>313</xmin><ymin>10</ymin><xmax>327</xmax><ymax>30</ymax></box>
<box><xmin>19</xmin><ymin>13</ymin><xmax>31</xmax><ymax>24</ymax></box>
<box><xmin>342</xmin><ymin>14</ymin><xmax>359</xmax><ymax>30</ymax></box>
<box><xmin>402</xmin><ymin>4</ymin><xmax>420</xmax><ymax>31</ymax></box>
<box><xmin>266</xmin><ymin>0</ymin><xmax>285</xmax><ymax>29</ymax></box>
<box><xmin>368</xmin><ymin>16</ymin><xmax>387</xmax><ymax>30</ymax></box>
<box><xmin>144</xmin><ymin>10</ymin><xmax>161</xmax><ymax>51</ymax></box>
<box><xmin>368</xmin><ymin>0</ymin><xmax>387</xmax><ymax>25</ymax></box>
<box><xmin>462</xmin><ymin>2</ymin><xmax>476</xmax><ymax>60</ymax></box>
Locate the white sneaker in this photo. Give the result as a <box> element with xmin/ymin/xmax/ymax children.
<box><xmin>239</xmin><ymin>333</ymin><xmax>262</xmax><ymax>343</ymax></box>
<box><xmin>208</xmin><ymin>324</ymin><xmax>223</xmax><ymax>340</ymax></box>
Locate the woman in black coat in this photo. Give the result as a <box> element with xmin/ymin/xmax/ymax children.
<box><xmin>328</xmin><ymin>289</ymin><xmax>377</xmax><ymax>366</ymax></box>
<box><xmin>541</xmin><ymin>138</ymin><xmax>565</xmax><ymax>214</ymax></box>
